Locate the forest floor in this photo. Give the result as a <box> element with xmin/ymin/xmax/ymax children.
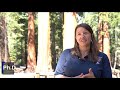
<box><xmin>0</xmin><ymin>67</ymin><xmax>34</xmax><ymax>78</ymax></box>
<box><xmin>0</xmin><ymin>66</ymin><xmax>55</xmax><ymax>78</ymax></box>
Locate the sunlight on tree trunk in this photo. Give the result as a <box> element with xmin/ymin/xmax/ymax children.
<box><xmin>103</xmin><ymin>21</ymin><xmax>111</xmax><ymax>64</ymax></box>
<box><xmin>27</xmin><ymin>12</ymin><xmax>36</xmax><ymax>72</ymax></box>
<box><xmin>63</xmin><ymin>12</ymin><xmax>77</xmax><ymax>50</ymax></box>
<box><xmin>36</xmin><ymin>12</ymin><xmax>52</xmax><ymax>75</ymax></box>
<box><xmin>47</xmin><ymin>18</ymin><xmax>53</xmax><ymax>72</ymax></box>
<box><xmin>98</xmin><ymin>12</ymin><xmax>111</xmax><ymax>65</ymax></box>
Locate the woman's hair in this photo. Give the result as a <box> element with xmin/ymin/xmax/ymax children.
<box><xmin>71</xmin><ymin>23</ymin><xmax>99</xmax><ymax>62</ymax></box>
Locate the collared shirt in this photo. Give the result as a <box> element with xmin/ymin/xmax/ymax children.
<box><xmin>54</xmin><ymin>49</ymin><xmax>112</xmax><ymax>78</ymax></box>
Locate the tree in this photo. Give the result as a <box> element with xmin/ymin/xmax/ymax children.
<box><xmin>103</xmin><ymin>21</ymin><xmax>111</xmax><ymax>63</ymax></box>
<box><xmin>98</xmin><ymin>13</ymin><xmax>104</xmax><ymax>52</ymax></box>
<box><xmin>50</xmin><ymin>12</ymin><xmax>64</xmax><ymax>70</ymax></box>
<box><xmin>26</xmin><ymin>12</ymin><xmax>36</xmax><ymax>72</ymax></box>
<box><xmin>36</xmin><ymin>12</ymin><xmax>52</xmax><ymax>74</ymax></box>
<box><xmin>6</xmin><ymin>12</ymin><xmax>28</xmax><ymax>65</ymax></box>
<box><xmin>63</xmin><ymin>12</ymin><xmax>77</xmax><ymax>50</ymax></box>
<box><xmin>98</xmin><ymin>12</ymin><xmax>111</xmax><ymax>64</ymax></box>
<box><xmin>0</xmin><ymin>13</ymin><xmax>10</xmax><ymax>62</ymax></box>
<box><xmin>0</xmin><ymin>17</ymin><xmax>4</xmax><ymax>61</ymax></box>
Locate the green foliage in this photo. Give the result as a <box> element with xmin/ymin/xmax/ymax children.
<box><xmin>0</xmin><ymin>12</ymin><xmax>38</xmax><ymax>66</ymax></box>
<box><xmin>5</xmin><ymin>12</ymin><xmax>28</xmax><ymax>66</ymax></box>
<box><xmin>50</xmin><ymin>12</ymin><xmax>63</xmax><ymax>69</ymax></box>
<box><xmin>77</xmin><ymin>12</ymin><xmax>99</xmax><ymax>40</ymax></box>
<box><xmin>107</xmin><ymin>13</ymin><xmax>120</xmax><ymax>63</ymax></box>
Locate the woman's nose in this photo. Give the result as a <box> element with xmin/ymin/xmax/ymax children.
<box><xmin>80</xmin><ymin>33</ymin><xmax>85</xmax><ymax>37</ymax></box>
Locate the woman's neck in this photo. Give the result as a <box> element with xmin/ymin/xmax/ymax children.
<box><xmin>79</xmin><ymin>46</ymin><xmax>90</xmax><ymax>58</ymax></box>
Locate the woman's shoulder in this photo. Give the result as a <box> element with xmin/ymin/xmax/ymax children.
<box><xmin>98</xmin><ymin>52</ymin><xmax>108</xmax><ymax>57</ymax></box>
<box><xmin>98</xmin><ymin>52</ymin><xmax>109</xmax><ymax>61</ymax></box>
<box><xmin>62</xmin><ymin>48</ymin><xmax>72</xmax><ymax>54</ymax></box>
<box><xmin>59</xmin><ymin>48</ymin><xmax>72</xmax><ymax>58</ymax></box>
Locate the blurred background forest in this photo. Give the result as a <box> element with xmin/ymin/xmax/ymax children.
<box><xmin>0</xmin><ymin>12</ymin><xmax>120</xmax><ymax>78</ymax></box>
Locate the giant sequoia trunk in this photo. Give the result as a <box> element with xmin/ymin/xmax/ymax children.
<box><xmin>0</xmin><ymin>16</ymin><xmax>10</xmax><ymax>62</ymax></box>
<box><xmin>0</xmin><ymin>26</ymin><xmax>4</xmax><ymax>61</ymax></box>
<box><xmin>63</xmin><ymin>12</ymin><xmax>77</xmax><ymax>50</ymax></box>
<box><xmin>98</xmin><ymin>12</ymin><xmax>111</xmax><ymax>65</ymax></box>
<box><xmin>36</xmin><ymin>12</ymin><xmax>52</xmax><ymax>74</ymax></box>
<box><xmin>98</xmin><ymin>16</ymin><xmax>104</xmax><ymax>52</ymax></box>
<box><xmin>103</xmin><ymin>21</ymin><xmax>111</xmax><ymax>64</ymax></box>
<box><xmin>26</xmin><ymin>12</ymin><xmax>36</xmax><ymax>72</ymax></box>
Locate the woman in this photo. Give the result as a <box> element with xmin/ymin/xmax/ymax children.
<box><xmin>54</xmin><ymin>23</ymin><xmax>112</xmax><ymax>78</ymax></box>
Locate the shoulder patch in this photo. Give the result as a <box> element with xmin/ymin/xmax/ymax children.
<box><xmin>96</xmin><ymin>56</ymin><xmax>102</xmax><ymax>64</ymax></box>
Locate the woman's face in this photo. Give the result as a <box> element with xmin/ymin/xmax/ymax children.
<box><xmin>76</xmin><ymin>27</ymin><xmax>91</xmax><ymax>47</ymax></box>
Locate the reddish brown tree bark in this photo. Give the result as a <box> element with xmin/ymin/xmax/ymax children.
<box><xmin>26</xmin><ymin>12</ymin><xmax>36</xmax><ymax>72</ymax></box>
<box><xmin>98</xmin><ymin>18</ymin><xmax>104</xmax><ymax>52</ymax></box>
<box><xmin>0</xmin><ymin>16</ymin><xmax>10</xmax><ymax>62</ymax></box>
<box><xmin>103</xmin><ymin>21</ymin><xmax>111</xmax><ymax>63</ymax></box>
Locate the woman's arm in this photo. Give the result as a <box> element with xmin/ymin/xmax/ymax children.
<box><xmin>101</xmin><ymin>53</ymin><xmax>112</xmax><ymax>78</ymax></box>
<box><xmin>54</xmin><ymin>49</ymin><xmax>70</xmax><ymax>77</ymax></box>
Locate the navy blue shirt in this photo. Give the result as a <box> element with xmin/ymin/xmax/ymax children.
<box><xmin>54</xmin><ymin>49</ymin><xmax>112</xmax><ymax>78</ymax></box>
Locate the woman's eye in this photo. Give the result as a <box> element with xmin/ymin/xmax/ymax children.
<box><xmin>77</xmin><ymin>32</ymin><xmax>89</xmax><ymax>36</ymax></box>
<box><xmin>84</xmin><ymin>32</ymin><xmax>88</xmax><ymax>35</ymax></box>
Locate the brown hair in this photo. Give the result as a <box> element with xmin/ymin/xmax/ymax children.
<box><xmin>71</xmin><ymin>23</ymin><xmax>99</xmax><ymax>63</ymax></box>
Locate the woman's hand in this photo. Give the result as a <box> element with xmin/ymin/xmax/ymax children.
<box><xmin>73</xmin><ymin>73</ymin><xmax>84</xmax><ymax>78</ymax></box>
<box><xmin>73</xmin><ymin>68</ymin><xmax>95</xmax><ymax>78</ymax></box>
<box><xmin>82</xmin><ymin>68</ymin><xmax>95</xmax><ymax>78</ymax></box>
